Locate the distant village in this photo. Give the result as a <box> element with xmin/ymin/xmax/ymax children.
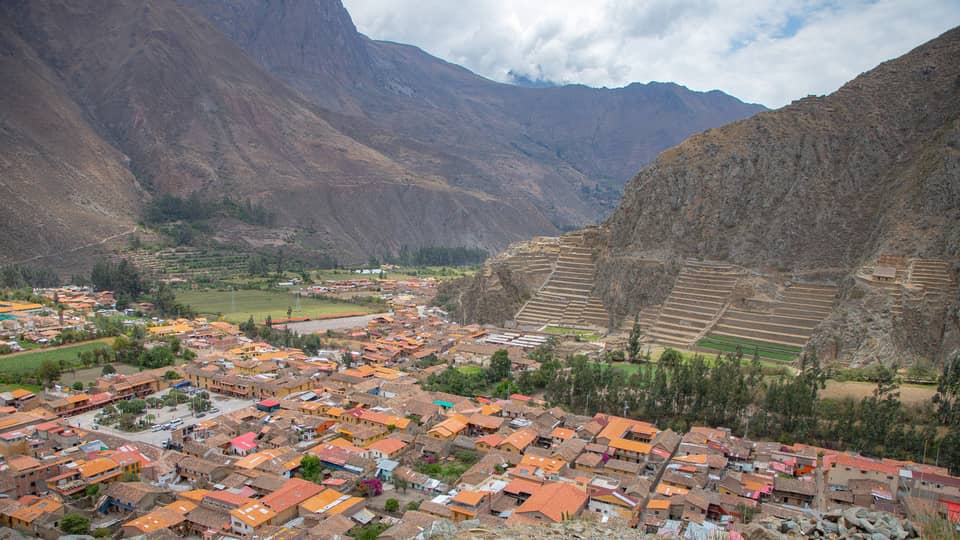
<box><xmin>0</xmin><ymin>280</ymin><xmax>958</xmax><ymax>540</ymax></box>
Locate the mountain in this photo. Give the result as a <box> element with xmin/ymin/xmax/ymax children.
<box><xmin>450</xmin><ymin>27</ymin><xmax>960</xmax><ymax>366</ymax></box>
<box><xmin>0</xmin><ymin>0</ymin><xmax>763</xmax><ymax>267</ymax></box>
<box><xmin>179</xmin><ymin>0</ymin><xmax>766</xmax><ymax>227</ymax></box>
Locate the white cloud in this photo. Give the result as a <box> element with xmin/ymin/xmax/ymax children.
<box><xmin>342</xmin><ymin>0</ymin><xmax>960</xmax><ymax>107</ymax></box>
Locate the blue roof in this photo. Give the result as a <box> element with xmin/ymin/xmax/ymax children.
<box><xmin>433</xmin><ymin>400</ymin><xmax>454</xmax><ymax>408</ymax></box>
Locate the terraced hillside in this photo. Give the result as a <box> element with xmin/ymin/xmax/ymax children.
<box><xmin>113</xmin><ymin>249</ymin><xmax>249</xmax><ymax>282</ymax></box>
<box><xmin>514</xmin><ymin>234</ymin><xmax>609</xmax><ymax>330</ymax></box>
<box><xmin>643</xmin><ymin>260</ymin><xmax>740</xmax><ymax>348</ymax></box>
<box><xmin>700</xmin><ymin>283</ymin><xmax>838</xmax><ymax>362</ymax></box>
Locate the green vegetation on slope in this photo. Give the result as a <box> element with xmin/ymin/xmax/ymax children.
<box><xmin>697</xmin><ymin>334</ymin><xmax>801</xmax><ymax>362</ymax></box>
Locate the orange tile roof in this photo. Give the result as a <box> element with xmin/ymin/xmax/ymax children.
<box><xmin>608</xmin><ymin>437</ymin><xmax>652</xmax><ymax>454</ymax></box>
<box><xmin>365</xmin><ymin>438</ymin><xmax>407</xmax><ymax>454</ymax></box>
<box><xmin>476</xmin><ymin>433</ymin><xmax>503</xmax><ymax>447</ymax></box>
<box><xmin>300</xmin><ymin>489</ymin><xmax>345</xmax><ymax>513</ymax></box>
<box><xmin>325</xmin><ymin>496</ymin><xmax>363</xmax><ymax>516</ymax></box>
<box><xmin>513</xmin><ymin>482</ymin><xmax>586</xmax><ymax>523</ymax></box>
<box><xmin>831</xmin><ymin>453</ymin><xmax>901</xmax><ymax>476</ymax></box>
<box><xmin>647</xmin><ymin>498</ymin><xmax>672</xmax><ymax>510</ymax></box>
<box><xmin>178</xmin><ymin>489</ymin><xmax>210</xmax><ymax>503</ymax></box>
<box><xmin>504</xmin><ymin>478</ymin><xmax>543</xmax><ymax>495</ymax></box>
<box><xmin>518</xmin><ymin>453</ymin><xmax>566</xmax><ymax>476</ymax></box>
<box><xmin>164</xmin><ymin>500</ymin><xmax>197</xmax><ymax>515</ymax></box>
<box><xmin>79</xmin><ymin>457</ymin><xmax>120</xmax><ymax>478</ymax></box>
<box><xmin>498</xmin><ymin>428</ymin><xmax>537</xmax><ymax>451</ymax></box>
<box><xmin>550</xmin><ymin>427</ymin><xmax>575</xmax><ymax>440</ymax></box>
<box><xmin>260</xmin><ymin>478</ymin><xmax>325</xmax><ymax>513</ymax></box>
<box><xmin>231</xmin><ymin>501</ymin><xmax>276</xmax><ymax>527</ymax></box>
<box><xmin>124</xmin><ymin>508</ymin><xmax>188</xmax><ymax>533</ymax></box>
<box><xmin>452</xmin><ymin>489</ymin><xmax>488</xmax><ymax>507</ymax></box>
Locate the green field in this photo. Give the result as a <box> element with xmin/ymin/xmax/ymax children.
<box><xmin>176</xmin><ymin>289</ymin><xmax>379</xmax><ymax>323</ymax></box>
<box><xmin>0</xmin><ymin>383</ymin><xmax>42</xmax><ymax>393</ymax></box>
<box><xmin>457</xmin><ymin>365</ymin><xmax>484</xmax><ymax>376</ymax></box>
<box><xmin>696</xmin><ymin>334</ymin><xmax>800</xmax><ymax>363</ymax></box>
<box><xmin>0</xmin><ymin>339</ymin><xmax>112</xmax><ymax>375</ymax></box>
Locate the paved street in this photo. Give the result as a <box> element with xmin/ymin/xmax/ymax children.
<box><xmin>67</xmin><ymin>391</ymin><xmax>258</xmax><ymax>447</ymax></box>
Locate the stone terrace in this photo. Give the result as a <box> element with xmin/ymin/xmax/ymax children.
<box><xmin>644</xmin><ymin>260</ymin><xmax>740</xmax><ymax>348</ymax></box>
<box><xmin>514</xmin><ymin>234</ymin><xmax>608</xmax><ymax>330</ymax></box>
<box><xmin>710</xmin><ymin>283</ymin><xmax>838</xmax><ymax>353</ymax></box>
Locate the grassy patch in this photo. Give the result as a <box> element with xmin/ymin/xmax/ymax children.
<box><xmin>0</xmin><ymin>383</ymin><xmax>42</xmax><ymax>393</ymax></box>
<box><xmin>456</xmin><ymin>365</ymin><xmax>484</xmax><ymax>376</ymax></box>
<box><xmin>59</xmin><ymin>363</ymin><xmax>141</xmax><ymax>386</ymax></box>
<box><xmin>175</xmin><ymin>289</ymin><xmax>378</xmax><ymax>323</ymax></box>
<box><xmin>542</xmin><ymin>326</ymin><xmax>601</xmax><ymax>341</ymax></box>
<box><xmin>696</xmin><ymin>334</ymin><xmax>800</xmax><ymax>362</ymax></box>
<box><xmin>821</xmin><ymin>380</ymin><xmax>936</xmax><ymax>405</ymax></box>
<box><xmin>0</xmin><ymin>339</ymin><xmax>112</xmax><ymax>375</ymax></box>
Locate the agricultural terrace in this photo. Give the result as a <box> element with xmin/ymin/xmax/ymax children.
<box><xmin>0</xmin><ymin>339</ymin><xmax>112</xmax><ymax>375</ymax></box>
<box><xmin>175</xmin><ymin>289</ymin><xmax>379</xmax><ymax>324</ymax></box>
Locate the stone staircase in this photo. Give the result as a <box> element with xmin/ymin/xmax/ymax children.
<box><xmin>644</xmin><ymin>260</ymin><xmax>740</xmax><ymax>348</ymax></box>
<box><xmin>514</xmin><ymin>234</ymin><xmax>608</xmax><ymax>329</ymax></box>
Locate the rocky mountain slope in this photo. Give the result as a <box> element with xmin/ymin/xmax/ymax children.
<box><xmin>453</xmin><ymin>27</ymin><xmax>960</xmax><ymax>366</ymax></box>
<box><xmin>0</xmin><ymin>0</ymin><xmax>763</xmax><ymax>268</ymax></box>
<box><xmin>0</xmin><ymin>16</ymin><xmax>142</xmax><ymax>264</ymax></box>
<box><xmin>180</xmin><ymin>0</ymin><xmax>765</xmax><ymax>228</ymax></box>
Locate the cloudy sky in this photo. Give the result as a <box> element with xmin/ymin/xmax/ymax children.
<box><xmin>342</xmin><ymin>0</ymin><xmax>960</xmax><ymax>108</ymax></box>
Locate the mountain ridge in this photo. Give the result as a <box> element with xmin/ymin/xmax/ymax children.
<box><xmin>0</xmin><ymin>0</ymin><xmax>764</xmax><ymax>267</ymax></box>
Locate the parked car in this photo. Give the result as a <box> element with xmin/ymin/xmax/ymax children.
<box><xmin>210</xmin><ymin>407</ymin><xmax>220</xmax><ymax>413</ymax></box>
<box><xmin>195</xmin><ymin>412</ymin><xmax>206</xmax><ymax>418</ymax></box>
<box><xmin>91</xmin><ymin>424</ymin><xmax>99</xmax><ymax>430</ymax></box>
<box><xmin>151</xmin><ymin>425</ymin><xmax>163</xmax><ymax>432</ymax></box>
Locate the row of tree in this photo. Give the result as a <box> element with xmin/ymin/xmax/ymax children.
<box><xmin>428</xmin><ymin>339</ymin><xmax>960</xmax><ymax>474</ymax></box>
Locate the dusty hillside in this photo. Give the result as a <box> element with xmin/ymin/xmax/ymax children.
<box><xmin>178</xmin><ymin>0</ymin><xmax>767</xmax><ymax>227</ymax></box>
<box><xmin>0</xmin><ymin>0</ymin><xmax>763</xmax><ymax>267</ymax></box>
<box><xmin>0</xmin><ymin>17</ymin><xmax>141</xmax><ymax>265</ymax></box>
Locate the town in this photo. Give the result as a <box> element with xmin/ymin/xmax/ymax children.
<box><xmin>0</xmin><ymin>266</ymin><xmax>958</xmax><ymax>540</ymax></box>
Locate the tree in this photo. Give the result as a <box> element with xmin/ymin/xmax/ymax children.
<box><xmin>37</xmin><ymin>360</ymin><xmax>61</xmax><ymax>385</ymax></box>
<box><xmin>85</xmin><ymin>484</ymin><xmax>100</xmax><ymax>498</ymax></box>
<box><xmin>287</xmin><ymin>306</ymin><xmax>293</xmax><ymax>319</ymax></box>
<box><xmin>152</xmin><ymin>281</ymin><xmax>179</xmax><ymax>315</ymax></box>
<box><xmin>406</xmin><ymin>500</ymin><xmax>420</xmax><ymax>511</ymax></box>
<box><xmin>71</xmin><ymin>381</ymin><xmax>84</xmax><ymax>391</ymax></box>
<box><xmin>60</xmin><ymin>513</ymin><xmax>90</xmax><ymax>535</ymax></box>
<box><xmin>489</xmin><ymin>349</ymin><xmax>511</xmax><ymax>382</ymax></box>
<box><xmin>628</xmin><ymin>315</ymin><xmax>642</xmax><ymax>362</ymax></box>
<box><xmin>101</xmin><ymin>364</ymin><xmax>116</xmax><ymax>375</ymax></box>
<box><xmin>300</xmin><ymin>454</ymin><xmax>321</xmax><ymax>482</ymax></box>
<box><xmin>394</xmin><ymin>477</ymin><xmax>408</xmax><ymax>494</ymax></box>
<box><xmin>163</xmin><ymin>370</ymin><xmax>180</xmax><ymax>380</ymax></box>
<box><xmin>935</xmin><ymin>352</ymin><xmax>960</xmax><ymax>426</ymax></box>
<box><xmin>384</xmin><ymin>498</ymin><xmax>400</xmax><ymax>512</ymax></box>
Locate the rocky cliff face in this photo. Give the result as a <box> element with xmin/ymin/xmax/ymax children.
<box><xmin>604</xmin><ymin>29</ymin><xmax>960</xmax><ymax>270</ymax></box>
<box><xmin>457</xmin><ymin>28</ymin><xmax>960</xmax><ymax>366</ymax></box>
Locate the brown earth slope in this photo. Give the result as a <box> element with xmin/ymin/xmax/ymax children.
<box><xmin>0</xmin><ymin>0</ymin><xmax>763</xmax><ymax>267</ymax></box>
<box><xmin>0</xmin><ymin>17</ymin><xmax>141</xmax><ymax>264</ymax></box>
<box><xmin>177</xmin><ymin>0</ymin><xmax>767</xmax><ymax>228</ymax></box>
